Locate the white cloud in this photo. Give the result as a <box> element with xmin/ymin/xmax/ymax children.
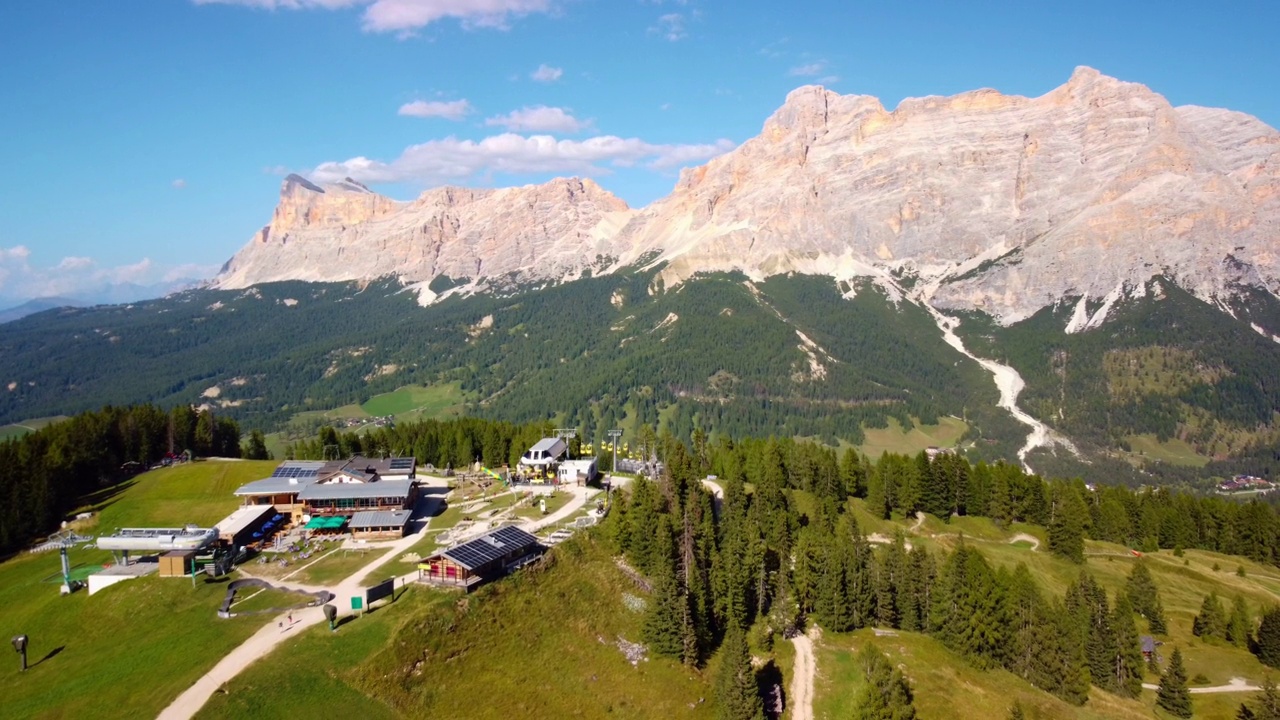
<box><xmin>0</xmin><ymin>247</ymin><xmax>218</xmax><ymax>304</ymax></box>
<box><xmin>172</xmin><ymin>178</ymin><xmax>188</xmax><ymax>189</ymax></box>
<box><xmin>789</xmin><ymin>61</ymin><xmax>827</xmax><ymax>77</ymax></box>
<box><xmin>650</xmin><ymin>12</ymin><xmax>686</xmax><ymax>41</ymax></box>
<box><xmin>530</xmin><ymin>63</ymin><xmax>563</xmax><ymax>82</ymax></box>
<box><xmin>815</xmin><ymin>75</ymin><xmax>840</xmax><ymax>85</ymax></box>
<box><xmin>484</xmin><ymin>106</ymin><xmax>590</xmax><ymax>133</ymax></box>
<box><xmin>309</xmin><ymin>133</ymin><xmax>736</xmax><ymax>185</ymax></box>
<box><xmin>398</xmin><ymin>98</ymin><xmax>473</xmax><ymax>120</ymax></box>
<box><xmin>192</xmin><ymin>0</ymin><xmax>555</xmax><ymax>33</ymax></box>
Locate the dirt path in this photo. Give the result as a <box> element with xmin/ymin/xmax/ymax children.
<box><xmin>789</xmin><ymin>627</ymin><xmax>818</xmax><ymax>720</ymax></box>
<box><xmin>1008</xmin><ymin>533</ymin><xmax>1041</xmax><ymax>551</ymax></box>
<box><xmin>910</xmin><ymin>511</ymin><xmax>925</xmax><ymax>533</ymax></box>
<box><xmin>1141</xmin><ymin>677</ymin><xmax>1260</xmax><ymax>694</ymax></box>
<box><xmin>157</xmin><ymin>483</ymin><xmax>447</xmax><ymax>720</ymax></box>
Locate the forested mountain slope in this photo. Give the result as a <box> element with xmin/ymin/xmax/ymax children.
<box><xmin>0</xmin><ymin>271</ymin><xmax>1018</xmax><ymax>456</ymax></box>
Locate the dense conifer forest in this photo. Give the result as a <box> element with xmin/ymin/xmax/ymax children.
<box><xmin>0</xmin><ymin>404</ymin><xmax>241</xmax><ymax>556</ymax></box>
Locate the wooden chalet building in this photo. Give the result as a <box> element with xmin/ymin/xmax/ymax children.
<box><xmin>234</xmin><ymin>457</ymin><xmax>419</xmax><ymax>522</ymax></box>
<box><xmin>419</xmin><ymin>526</ymin><xmax>542</xmax><ymax>590</ymax></box>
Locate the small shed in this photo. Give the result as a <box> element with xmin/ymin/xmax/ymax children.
<box><xmin>557</xmin><ymin>458</ymin><xmax>598</xmax><ymax>485</ymax></box>
<box><xmin>350</xmin><ymin>510</ymin><xmax>413</xmax><ymax>539</ymax></box>
<box><xmin>420</xmin><ymin>526</ymin><xmax>542</xmax><ymax>590</ymax></box>
<box><xmin>158</xmin><ymin>550</ymin><xmax>196</xmax><ymax>577</ymax></box>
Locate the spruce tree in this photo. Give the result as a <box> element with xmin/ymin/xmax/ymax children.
<box><xmin>853</xmin><ymin>644</ymin><xmax>916</xmax><ymax>720</ymax></box>
<box><xmin>1125</xmin><ymin>560</ymin><xmax>1167</xmax><ymax>634</ymax></box>
<box><xmin>1048</xmin><ymin>481</ymin><xmax>1087</xmax><ymax>564</ymax></box>
<box><xmin>1255</xmin><ymin>607</ymin><xmax>1280</xmax><ymax>669</ymax></box>
<box><xmin>1066</xmin><ymin>572</ymin><xmax>1114</xmax><ymax>690</ymax></box>
<box><xmin>1156</xmin><ymin>646</ymin><xmax>1193</xmax><ymax>718</ymax></box>
<box><xmin>1110</xmin><ymin>593</ymin><xmax>1145</xmax><ymax>698</ymax></box>
<box><xmin>1228</xmin><ymin>596</ymin><xmax>1252</xmax><ymax>648</ymax></box>
<box><xmin>714</xmin><ymin>622</ymin><xmax>764</xmax><ymax>720</ymax></box>
<box><xmin>643</xmin><ymin>516</ymin><xmax>685</xmax><ymax>657</ymax></box>
<box><xmin>1193</xmin><ymin>592</ymin><xmax>1227</xmax><ymax>640</ymax></box>
<box><xmin>1007</xmin><ymin>701</ymin><xmax>1026</xmax><ymax>720</ymax></box>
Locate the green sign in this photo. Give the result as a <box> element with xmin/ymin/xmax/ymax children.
<box><xmin>351</xmin><ymin>596</ymin><xmax>363</xmax><ymax>610</ymax></box>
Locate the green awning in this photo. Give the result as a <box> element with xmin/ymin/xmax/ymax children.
<box><xmin>305</xmin><ymin>516</ymin><xmax>348</xmax><ymax>530</ymax></box>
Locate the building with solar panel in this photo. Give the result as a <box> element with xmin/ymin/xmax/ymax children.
<box><xmin>233</xmin><ymin>456</ymin><xmax>419</xmax><ymax>524</ymax></box>
<box><xmin>232</xmin><ymin>461</ymin><xmax>328</xmax><ymax>522</ymax></box>
<box><xmin>419</xmin><ymin>526</ymin><xmax>543</xmax><ymax>590</ymax></box>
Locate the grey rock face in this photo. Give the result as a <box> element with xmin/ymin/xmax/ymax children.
<box><xmin>215</xmin><ymin>68</ymin><xmax>1280</xmax><ymax>323</ymax></box>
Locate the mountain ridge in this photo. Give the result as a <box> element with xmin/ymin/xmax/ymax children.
<box><xmin>212</xmin><ymin>66</ymin><xmax>1280</xmax><ymax>327</ymax></box>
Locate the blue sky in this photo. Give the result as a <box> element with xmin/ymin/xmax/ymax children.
<box><xmin>1</xmin><ymin>0</ymin><xmax>1278</xmax><ymax>303</ymax></box>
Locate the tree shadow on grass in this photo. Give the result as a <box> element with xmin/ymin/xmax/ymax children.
<box><xmin>756</xmin><ymin>658</ymin><xmax>785</xmax><ymax>719</ymax></box>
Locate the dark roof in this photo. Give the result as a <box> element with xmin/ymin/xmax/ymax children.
<box><xmin>442</xmin><ymin>526</ymin><xmax>539</xmax><ymax>571</ymax></box>
<box><xmin>349</xmin><ymin>510</ymin><xmax>413</xmax><ymax>529</ymax></box>
<box><xmin>1141</xmin><ymin>636</ymin><xmax>1156</xmax><ymax>652</ymax></box>
<box><xmin>298</xmin><ymin>482</ymin><xmax>413</xmax><ymax>501</ymax></box>
<box><xmin>342</xmin><ymin>455</ymin><xmax>416</xmax><ymax>477</ymax></box>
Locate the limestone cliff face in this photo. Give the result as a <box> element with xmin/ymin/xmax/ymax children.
<box><xmin>611</xmin><ymin>66</ymin><xmax>1280</xmax><ymax>322</ymax></box>
<box><xmin>215</xmin><ymin>67</ymin><xmax>1280</xmax><ymax>323</ymax></box>
<box><xmin>214</xmin><ymin>176</ymin><xmax>633</xmax><ymax>291</ymax></box>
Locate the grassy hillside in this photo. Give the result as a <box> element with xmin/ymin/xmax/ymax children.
<box><xmin>199</xmin><ymin>535</ymin><xmax>725</xmax><ymax>720</ymax></box>
<box><xmin>0</xmin><ymin>460</ymin><xmax>278</xmax><ymax>719</ymax></box>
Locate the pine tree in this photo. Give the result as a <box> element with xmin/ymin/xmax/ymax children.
<box><xmin>1110</xmin><ymin>593</ymin><xmax>1145</xmax><ymax>698</ymax></box>
<box><xmin>1156</xmin><ymin>647</ymin><xmax>1193</xmax><ymax>718</ymax></box>
<box><xmin>643</xmin><ymin>516</ymin><xmax>685</xmax><ymax>658</ymax></box>
<box><xmin>1007</xmin><ymin>701</ymin><xmax>1026</xmax><ymax>720</ymax></box>
<box><xmin>714</xmin><ymin>622</ymin><xmax>765</xmax><ymax>720</ymax></box>
<box><xmin>1256</xmin><ymin>607</ymin><xmax>1280</xmax><ymax>669</ymax></box>
<box><xmin>1193</xmin><ymin>592</ymin><xmax>1227</xmax><ymax>640</ymax></box>
<box><xmin>853</xmin><ymin>644</ymin><xmax>916</xmax><ymax>720</ymax></box>
<box><xmin>1228</xmin><ymin>596</ymin><xmax>1252</xmax><ymax>648</ymax></box>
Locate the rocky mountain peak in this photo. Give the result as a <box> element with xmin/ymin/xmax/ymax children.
<box><xmin>217</xmin><ymin>68</ymin><xmax>1280</xmax><ymax>326</ymax></box>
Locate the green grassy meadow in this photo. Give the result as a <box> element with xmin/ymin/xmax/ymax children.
<box><xmin>1122</xmin><ymin>433</ymin><xmax>1211</xmax><ymax>468</ymax></box>
<box><xmin>856</xmin><ymin>416</ymin><xmax>969</xmax><ymax>460</ymax></box>
<box><xmin>204</xmin><ymin>535</ymin><xmax>724</xmax><ymax>720</ymax></box>
<box><xmin>0</xmin><ymin>460</ymin><xmax>279</xmax><ymax>719</ymax></box>
<box><xmin>361</xmin><ymin>382</ymin><xmax>464</xmax><ymax>420</ymax></box>
<box><xmin>0</xmin><ymin>415</ymin><xmax>68</xmax><ymax>442</ymax></box>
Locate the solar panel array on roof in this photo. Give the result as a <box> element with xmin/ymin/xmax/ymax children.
<box><xmin>443</xmin><ymin>526</ymin><xmax>539</xmax><ymax>571</ymax></box>
<box><xmin>388</xmin><ymin>458</ymin><xmax>415</xmax><ymax>470</ymax></box>
<box><xmin>270</xmin><ymin>465</ymin><xmax>320</xmax><ymax>479</ymax></box>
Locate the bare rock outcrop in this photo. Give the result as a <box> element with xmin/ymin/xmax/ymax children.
<box><xmin>215</xmin><ymin>176</ymin><xmax>633</xmax><ymax>293</ymax></box>
<box><xmin>215</xmin><ymin>67</ymin><xmax>1280</xmax><ymax>323</ymax></box>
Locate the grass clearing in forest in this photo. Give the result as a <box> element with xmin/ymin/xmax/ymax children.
<box><xmin>856</xmin><ymin>416</ymin><xmax>968</xmax><ymax>460</ymax></box>
<box><xmin>815</xmin><ymin>629</ymin><xmax>1156</xmax><ymax>720</ymax></box>
<box><xmin>360</xmin><ymin>382</ymin><xmax>464</xmax><ymax>419</ymax></box>
<box><xmin>0</xmin><ymin>414</ymin><xmax>68</xmax><ymax>441</ymax></box>
<box><xmin>1122</xmin><ymin>434</ymin><xmax>1211</xmax><ymax>468</ymax></box>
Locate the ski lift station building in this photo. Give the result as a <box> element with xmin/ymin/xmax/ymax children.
<box><xmin>519</xmin><ymin>438</ymin><xmax>567</xmax><ymax>469</ymax></box>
